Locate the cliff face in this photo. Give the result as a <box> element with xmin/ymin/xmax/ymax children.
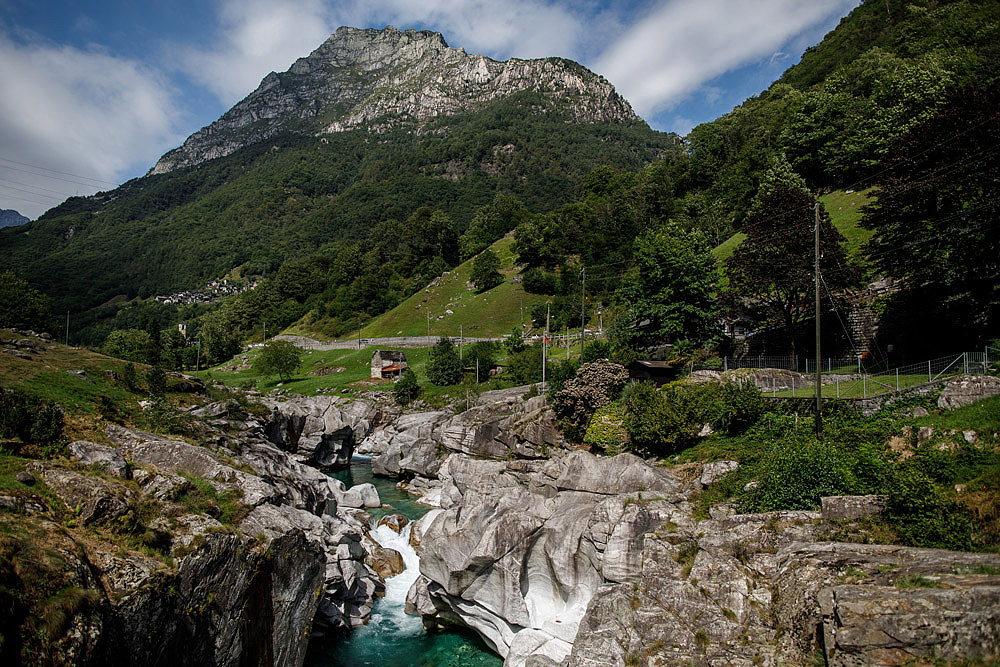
<box><xmin>151</xmin><ymin>26</ymin><xmax>639</xmax><ymax>174</ymax></box>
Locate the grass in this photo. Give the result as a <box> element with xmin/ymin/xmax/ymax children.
<box><xmin>301</xmin><ymin>237</ymin><xmax>554</xmax><ymax>341</ymax></box>
<box><xmin>710</xmin><ymin>189</ymin><xmax>874</xmax><ymax>264</ymax></box>
<box><xmin>772</xmin><ymin>373</ymin><xmax>938</xmax><ymax>398</ymax></box>
<box><xmin>912</xmin><ymin>394</ymin><xmax>1000</xmax><ymax>438</ymax></box>
<box><xmin>206</xmin><ymin>343</ymin><xmax>521</xmax><ymax>402</ymax></box>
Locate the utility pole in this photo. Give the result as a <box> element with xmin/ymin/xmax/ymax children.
<box><xmin>65</xmin><ymin>311</ymin><xmax>69</xmax><ymax>346</ymax></box>
<box><xmin>542</xmin><ymin>301</ymin><xmax>550</xmax><ymax>387</ymax></box>
<box><xmin>426</xmin><ymin>311</ymin><xmax>430</xmax><ymax>339</ymax></box>
<box><xmin>580</xmin><ymin>267</ymin><xmax>586</xmax><ymax>359</ymax></box>
<box><xmin>460</xmin><ymin>325</ymin><xmax>463</xmax><ymax>361</ymax></box>
<box><xmin>195</xmin><ymin>340</ymin><xmax>201</xmax><ymax>380</ymax></box>
<box><xmin>814</xmin><ymin>201</ymin><xmax>823</xmax><ymax>437</ymax></box>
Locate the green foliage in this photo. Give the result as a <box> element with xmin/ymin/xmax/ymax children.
<box><xmin>507</xmin><ymin>344</ymin><xmax>543</xmax><ymax>385</ymax></box>
<box><xmin>176</xmin><ymin>473</ymin><xmax>249</xmax><ymax>526</ymax></box>
<box><xmin>583</xmin><ymin>403</ymin><xmax>628</xmax><ymax>453</ymax></box>
<box><xmin>252</xmin><ymin>339</ymin><xmax>302</xmax><ymax>382</ymax></box>
<box><xmin>581</xmin><ymin>340</ymin><xmax>611</xmax><ymax>364</ymax></box>
<box><xmin>724</xmin><ymin>186</ymin><xmax>853</xmax><ymax>358</ymax></box>
<box><xmin>393</xmin><ymin>368</ymin><xmax>421</xmax><ymax>405</ymax></box>
<box><xmin>426</xmin><ymin>337</ymin><xmax>462</xmax><ymax>386</ymax></box>
<box><xmin>121</xmin><ymin>363</ymin><xmax>140</xmax><ymax>392</ymax></box>
<box><xmin>464</xmin><ymin>341</ymin><xmax>499</xmax><ymax>382</ymax></box>
<box><xmin>145</xmin><ymin>366</ymin><xmax>167</xmax><ymax>398</ymax></box>
<box><xmin>504</xmin><ymin>329</ymin><xmax>526</xmax><ymax>355</ymax></box>
<box><xmin>615</xmin><ymin>223</ymin><xmax>719</xmax><ymax>347</ymax></box>
<box><xmin>862</xmin><ymin>83</ymin><xmax>1000</xmax><ymax>351</ymax></box>
<box><xmin>0</xmin><ymin>389</ymin><xmax>64</xmax><ymax>450</ymax></box>
<box><xmin>715</xmin><ymin>381</ymin><xmax>766</xmax><ymax>436</ymax></box>
<box><xmin>102</xmin><ymin>329</ymin><xmax>152</xmax><ymax>363</ymax></box>
<box><xmin>471</xmin><ymin>249</ymin><xmax>503</xmax><ymax>293</ymax></box>
<box><xmin>621</xmin><ymin>382</ymin><xmax>727</xmax><ymax>457</ymax></box>
<box><xmin>0</xmin><ymin>271</ymin><xmax>52</xmax><ymax>332</ymax></box>
<box><xmin>740</xmin><ymin>438</ymin><xmax>892</xmax><ymax>512</ymax></box>
<box><xmin>553</xmin><ymin>360</ymin><xmax>629</xmax><ymax>441</ymax></box>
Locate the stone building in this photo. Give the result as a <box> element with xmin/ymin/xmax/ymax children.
<box><xmin>370</xmin><ymin>350</ymin><xmax>408</xmax><ymax>380</ymax></box>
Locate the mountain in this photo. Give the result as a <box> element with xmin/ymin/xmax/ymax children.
<box><xmin>0</xmin><ymin>26</ymin><xmax>674</xmax><ymax>321</ymax></box>
<box><xmin>153</xmin><ymin>26</ymin><xmax>637</xmax><ymax>174</ymax></box>
<box><xmin>0</xmin><ymin>209</ymin><xmax>29</xmax><ymax>228</ymax></box>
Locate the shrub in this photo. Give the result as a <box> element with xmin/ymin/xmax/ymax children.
<box><xmin>0</xmin><ymin>388</ymin><xmax>64</xmax><ymax>449</ymax></box>
<box><xmin>621</xmin><ymin>381</ymin><xmax>724</xmax><ymax>456</ymax></box>
<box><xmin>584</xmin><ymin>403</ymin><xmax>628</xmax><ymax>453</ymax></box>
<box><xmin>504</xmin><ymin>328</ymin><xmax>526</xmax><ymax>354</ymax></box>
<box><xmin>546</xmin><ymin>358</ymin><xmax>580</xmax><ymax>397</ymax></box>
<box><xmin>580</xmin><ymin>340</ymin><xmax>612</xmax><ymax>364</ymax></box>
<box><xmin>507</xmin><ymin>344</ymin><xmax>543</xmax><ymax>385</ymax></box>
<box><xmin>553</xmin><ymin>360</ymin><xmax>629</xmax><ymax>442</ymax></box>
<box><xmin>739</xmin><ymin>439</ymin><xmax>892</xmax><ymax>512</ymax></box>
<box><xmin>715</xmin><ymin>381</ymin><xmax>766</xmax><ymax>435</ymax></box>
<box><xmin>393</xmin><ymin>369</ymin><xmax>421</xmax><ymax>405</ymax></box>
<box><xmin>521</xmin><ymin>267</ymin><xmax>558</xmax><ymax>294</ymax></box>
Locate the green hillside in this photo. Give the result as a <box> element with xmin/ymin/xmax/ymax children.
<box><xmin>290</xmin><ymin>237</ymin><xmax>552</xmax><ymax>340</ymax></box>
<box><xmin>712</xmin><ymin>188</ymin><xmax>874</xmax><ymax>263</ymax></box>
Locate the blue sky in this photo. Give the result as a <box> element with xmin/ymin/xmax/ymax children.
<box><xmin>0</xmin><ymin>0</ymin><xmax>859</xmax><ymax>219</ymax></box>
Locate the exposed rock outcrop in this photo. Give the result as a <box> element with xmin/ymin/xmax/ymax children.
<box><xmin>261</xmin><ymin>395</ymin><xmax>375</xmax><ymax>469</ymax></box>
<box><xmin>151</xmin><ymin>27</ymin><xmax>639</xmax><ymax>174</ymax></box>
<box><xmin>369</xmin><ymin>386</ymin><xmax>563</xmax><ymax>482</ymax></box>
<box><xmin>410</xmin><ymin>451</ymin><xmax>1000</xmax><ymax>667</ymax></box>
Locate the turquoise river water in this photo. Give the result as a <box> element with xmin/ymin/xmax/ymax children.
<box><xmin>304</xmin><ymin>457</ymin><xmax>502</xmax><ymax>667</ymax></box>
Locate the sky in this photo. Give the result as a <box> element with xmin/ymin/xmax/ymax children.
<box><xmin>0</xmin><ymin>0</ymin><xmax>860</xmax><ymax>220</ymax></box>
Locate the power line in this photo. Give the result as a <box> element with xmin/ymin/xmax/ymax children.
<box><xmin>0</xmin><ymin>156</ymin><xmax>117</xmax><ymax>186</ymax></box>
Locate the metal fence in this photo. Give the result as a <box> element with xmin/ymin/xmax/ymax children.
<box><xmin>717</xmin><ymin>348</ymin><xmax>997</xmax><ymax>399</ymax></box>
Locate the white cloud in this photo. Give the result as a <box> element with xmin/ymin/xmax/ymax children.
<box><xmin>173</xmin><ymin>0</ymin><xmax>337</xmax><ymax>105</ymax></box>
<box><xmin>594</xmin><ymin>0</ymin><xmax>859</xmax><ymax>117</ymax></box>
<box><xmin>0</xmin><ymin>34</ymin><xmax>182</xmax><ymax>218</ymax></box>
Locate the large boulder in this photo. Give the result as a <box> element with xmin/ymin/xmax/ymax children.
<box><xmin>68</xmin><ymin>440</ymin><xmax>131</xmax><ymax>479</ymax></box>
<box><xmin>262</xmin><ymin>396</ymin><xmax>376</xmax><ymax>469</ymax></box>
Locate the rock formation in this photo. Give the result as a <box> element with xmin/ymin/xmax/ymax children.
<box><xmin>151</xmin><ymin>26</ymin><xmax>639</xmax><ymax>174</ymax></box>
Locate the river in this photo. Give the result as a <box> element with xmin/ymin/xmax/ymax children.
<box><xmin>304</xmin><ymin>457</ymin><xmax>502</xmax><ymax>667</ymax></box>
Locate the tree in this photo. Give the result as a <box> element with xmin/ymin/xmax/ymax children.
<box><xmin>614</xmin><ymin>223</ymin><xmax>719</xmax><ymax>348</ymax></box>
<box><xmin>0</xmin><ymin>271</ymin><xmax>52</xmax><ymax>332</ymax></box>
<box><xmin>426</xmin><ymin>337</ymin><xmax>462</xmax><ymax>386</ymax></box>
<box><xmin>470</xmin><ymin>250</ymin><xmax>503</xmax><ymax>293</ymax></box>
<box><xmin>253</xmin><ymin>339</ymin><xmax>302</xmax><ymax>382</ymax></box>
<box><xmin>102</xmin><ymin>329</ymin><xmax>151</xmax><ymax>363</ymax></box>
<box><xmin>725</xmin><ymin>185</ymin><xmax>851</xmax><ymax>362</ymax></box>
<box><xmin>861</xmin><ymin>84</ymin><xmax>1000</xmax><ymax>349</ymax></box>
<box><xmin>393</xmin><ymin>368</ymin><xmax>421</xmax><ymax>405</ymax></box>
<box><xmin>464</xmin><ymin>341</ymin><xmax>499</xmax><ymax>382</ymax></box>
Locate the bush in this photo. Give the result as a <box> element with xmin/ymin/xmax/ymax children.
<box><xmin>0</xmin><ymin>388</ymin><xmax>64</xmax><ymax>449</ymax></box>
<box><xmin>885</xmin><ymin>463</ymin><xmax>974</xmax><ymax>551</ymax></box>
<box><xmin>393</xmin><ymin>369</ymin><xmax>421</xmax><ymax>405</ymax></box>
<box><xmin>507</xmin><ymin>344</ymin><xmax>543</xmax><ymax>385</ymax></box>
<box><xmin>553</xmin><ymin>360</ymin><xmax>629</xmax><ymax>442</ymax></box>
<box><xmin>546</xmin><ymin>358</ymin><xmax>580</xmax><ymax>397</ymax></box>
<box><xmin>715</xmin><ymin>381</ymin><xmax>766</xmax><ymax>435</ymax></box>
<box><xmin>621</xmin><ymin>381</ymin><xmax>724</xmax><ymax>456</ymax></box>
<box><xmin>521</xmin><ymin>267</ymin><xmax>558</xmax><ymax>294</ymax></box>
<box><xmin>581</xmin><ymin>340</ymin><xmax>611</xmax><ymax>364</ymax></box>
<box><xmin>584</xmin><ymin>403</ymin><xmax>628</xmax><ymax>453</ymax></box>
<box><xmin>504</xmin><ymin>328</ymin><xmax>526</xmax><ymax>354</ymax></box>
<box><xmin>427</xmin><ymin>337</ymin><xmax>462</xmax><ymax>386</ymax></box>
<box><xmin>740</xmin><ymin>438</ymin><xmax>892</xmax><ymax>512</ymax></box>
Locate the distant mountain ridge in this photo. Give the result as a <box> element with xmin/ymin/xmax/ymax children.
<box><xmin>0</xmin><ymin>209</ymin><xmax>29</xmax><ymax>228</ymax></box>
<box><xmin>152</xmin><ymin>26</ymin><xmax>638</xmax><ymax>174</ymax></box>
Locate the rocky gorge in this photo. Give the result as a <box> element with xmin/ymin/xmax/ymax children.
<box><xmin>3</xmin><ymin>378</ymin><xmax>998</xmax><ymax>666</ymax></box>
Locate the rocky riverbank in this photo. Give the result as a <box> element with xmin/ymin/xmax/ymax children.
<box><xmin>361</xmin><ymin>385</ymin><xmax>1000</xmax><ymax>666</ymax></box>
<box><xmin>1</xmin><ymin>392</ymin><xmax>382</xmax><ymax>665</ymax></box>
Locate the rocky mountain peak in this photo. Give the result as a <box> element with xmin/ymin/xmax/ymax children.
<box><xmin>151</xmin><ymin>25</ymin><xmax>639</xmax><ymax>174</ymax></box>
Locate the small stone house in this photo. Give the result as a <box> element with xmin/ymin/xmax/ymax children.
<box><xmin>370</xmin><ymin>350</ymin><xmax>408</xmax><ymax>381</ymax></box>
